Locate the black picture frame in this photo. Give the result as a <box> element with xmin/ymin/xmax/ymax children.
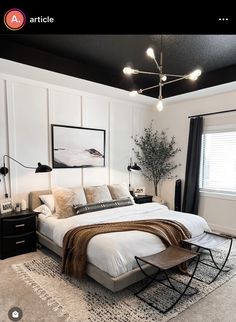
<box><xmin>51</xmin><ymin>124</ymin><xmax>105</xmax><ymax>168</ymax></box>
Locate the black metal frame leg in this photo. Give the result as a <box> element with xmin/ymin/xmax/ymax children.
<box><xmin>134</xmin><ymin>257</ymin><xmax>161</xmax><ymax>295</ymax></box>
<box><xmin>208</xmin><ymin>238</ymin><xmax>233</xmax><ymax>283</ymax></box>
<box><xmin>189</xmin><ymin>238</ymin><xmax>233</xmax><ymax>284</ymax></box>
<box><xmin>135</xmin><ymin>255</ymin><xmax>200</xmax><ymax>313</ymax></box>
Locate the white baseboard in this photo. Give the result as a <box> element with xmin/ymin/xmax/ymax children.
<box><xmin>209</xmin><ymin>223</ymin><xmax>236</xmax><ymax>237</ymax></box>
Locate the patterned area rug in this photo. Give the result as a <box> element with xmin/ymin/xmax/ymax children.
<box><xmin>12</xmin><ymin>249</ymin><xmax>236</xmax><ymax>322</ymax></box>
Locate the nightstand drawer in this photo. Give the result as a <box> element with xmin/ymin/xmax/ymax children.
<box><xmin>2</xmin><ymin>232</ymin><xmax>36</xmax><ymax>255</ymax></box>
<box><xmin>2</xmin><ymin>215</ymin><xmax>36</xmax><ymax>236</ymax></box>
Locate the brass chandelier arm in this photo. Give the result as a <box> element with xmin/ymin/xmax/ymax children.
<box><xmin>137</xmin><ymin>75</ymin><xmax>196</xmax><ymax>93</ymax></box>
<box><xmin>153</xmin><ymin>58</ymin><xmax>161</xmax><ymax>72</ymax></box>
<box><xmin>164</xmin><ymin>73</ymin><xmax>187</xmax><ymax>78</ymax></box>
<box><xmin>139</xmin><ymin>76</ymin><xmax>187</xmax><ymax>93</ymax></box>
<box><xmin>162</xmin><ymin>76</ymin><xmax>187</xmax><ymax>86</ymax></box>
<box><xmin>137</xmin><ymin>76</ymin><xmax>191</xmax><ymax>93</ymax></box>
<box><xmin>134</xmin><ymin>70</ymin><xmax>160</xmax><ymax>75</ymax></box>
<box><xmin>139</xmin><ymin>83</ymin><xmax>160</xmax><ymax>93</ymax></box>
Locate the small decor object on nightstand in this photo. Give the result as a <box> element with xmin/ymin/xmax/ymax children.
<box><xmin>134</xmin><ymin>187</ymin><xmax>145</xmax><ymax>196</ymax></box>
<box><xmin>15</xmin><ymin>202</ymin><xmax>21</xmax><ymax>213</ymax></box>
<box><xmin>21</xmin><ymin>199</ymin><xmax>27</xmax><ymax>211</ymax></box>
<box><xmin>0</xmin><ymin>199</ymin><xmax>13</xmax><ymax>214</ymax></box>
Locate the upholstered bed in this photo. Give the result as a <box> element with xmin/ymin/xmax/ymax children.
<box><xmin>29</xmin><ymin>189</ymin><xmax>210</xmax><ymax>292</ymax></box>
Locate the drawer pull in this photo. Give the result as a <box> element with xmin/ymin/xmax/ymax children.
<box><xmin>15</xmin><ymin>224</ymin><xmax>25</xmax><ymax>228</ymax></box>
<box><xmin>16</xmin><ymin>240</ymin><xmax>25</xmax><ymax>245</ymax></box>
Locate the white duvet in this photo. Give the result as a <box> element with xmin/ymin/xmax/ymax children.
<box><xmin>38</xmin><ymin>203</ymin><xmax>210</xmax><ymax>277</ymax></box>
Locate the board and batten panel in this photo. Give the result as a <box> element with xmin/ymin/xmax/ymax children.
<box><xmin>9</xmin><ymin>81</ymin><xmax>50</xmax><ymax>203</ymax></box>
<box><xmin>0</xmin><ymin>79</ymin><xmax>8</xmax><ymax>198</ymax></box>
<box><xmin>109</xmin><ymin>101</ymin><xmax>133</xmax><ymax>186</ymax></box>
<box><xmin>82</xmin><ymin>95</ymin><xmax>109</xmax><ymax>186</ymax></box>
<box><xmin>50</xmin><ymin>89</ymin><xmax>82</xmax><ymax>187</ymax></box>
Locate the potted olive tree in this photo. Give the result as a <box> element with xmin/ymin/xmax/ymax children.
<box><xmin>134</xmin><ymin>122</ymin><xmax>181</xmax><ymax>197</ymax></box>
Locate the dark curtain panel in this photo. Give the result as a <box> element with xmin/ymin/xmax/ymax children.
<box><xmin>182</xmin><ymin>117</ymin><xmax>203</xmax><ymax>214</ymax></box>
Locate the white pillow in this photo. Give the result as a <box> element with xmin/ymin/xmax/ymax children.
<box><xmin>33</xmin><ymin>204</ymin><xmax>52</xmax><ymax>218</ymax></box>
<box><xmin>39</xmin><ymin>194</ymin><xmax>55</xmax><ymax>213</ymax></box>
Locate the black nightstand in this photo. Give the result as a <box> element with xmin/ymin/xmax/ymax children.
<box><xmin>0</xmin><ymin>210</ymin><xmax>37</xmax><ymax>259</ymax></box>
<box><xmin>134</xmin><ymin>195</ymin><xmax>153</xmax><ymax>204</ymax></box>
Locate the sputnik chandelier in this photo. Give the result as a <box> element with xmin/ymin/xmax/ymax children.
<box><xmin>123</xmin><ymin>37</ymin><xmax>201</xmax><ymax>111</ymax></box>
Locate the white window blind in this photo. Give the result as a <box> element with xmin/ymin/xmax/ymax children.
<box><xmin>199</xmin><ymin>130</ymin><xmax>236</xmax><ymax>194</ymax></box>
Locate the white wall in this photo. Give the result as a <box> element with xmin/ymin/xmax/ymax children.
<box><xmin>157</xmin><ymin>88</ymin><xmax>236</xmax><ymax>235</ymax></box>
<box><xmin>1</xmin><ymin>59</ymin><xmax>235</xmax><ymax>235</ymax></box>
<box><xmin>0</xmin><ymin>59</ymin><xmax>157</xmax><ymax>205</ymax></box>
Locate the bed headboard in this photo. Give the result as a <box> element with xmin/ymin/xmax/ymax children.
<box><xmin>29</xmin><ymin>190</ymin><xmax>51</xmax><ymax>210</ymax></box>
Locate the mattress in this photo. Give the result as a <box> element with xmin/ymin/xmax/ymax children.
<box><xmin>38</xmin><ymin>214</ymin><xmax>58</xmax><ymax>240</ymax></box>
<box><xmin>37</xmin><ymin>203</ymin><xmax>210</xmax><ymax>277</ymax></box>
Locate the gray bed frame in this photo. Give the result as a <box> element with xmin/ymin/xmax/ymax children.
<box><xmin>29</xmin><ymin>190</ymin><xmax>156</xmax><ymax>292</ymax></box>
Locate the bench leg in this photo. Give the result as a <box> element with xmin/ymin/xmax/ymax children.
<box><xmin>134</xmin><ymin>255</ymin><xmax>200</xmax><ymax>313</ymax></box>
<box><xmin>191</xmin><ymin>238</ymin><xmax>233</xmax><ymax>284</ymax></box>
<box><xmin>134</xmin><ymin>256</ymin><xmax>161</xmax><ymax>296</ymax></box>
<box><xmin>208</xmin><ymin>238</ymin><xmax>233</xmax><ymax>283</ymax></box>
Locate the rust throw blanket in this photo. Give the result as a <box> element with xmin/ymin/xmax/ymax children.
<box><xmin>62</xmin><ymin>219</ymin><xmax>191</xmax><ymax>278</ymax></box>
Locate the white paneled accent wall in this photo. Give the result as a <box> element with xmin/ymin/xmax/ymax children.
<box><xmin>50</xmin><ymin>89</ymin><xmax>82</xmax><ymax>188</ymax></box>
<box><xmin>82</xmin><ymin>96</ymin><xmax>110</xmax><ymax>186</ymax></box>
<box><xmin>0</xmin><ymin>59</ymin><xmax>157</xmax><ymax>205</ymax></box>
<box><xmin>7</xmin><ymin>81</ymin><xmax>50</xmax><ymax>200</ymax></box>
<box><xmin>110</xmin><ymin>101</ymin><xmax>133</xmax><ymax>185</ymax></box>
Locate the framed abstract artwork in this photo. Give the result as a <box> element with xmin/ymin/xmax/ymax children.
<box><xmin>51</xmin><ymin>124</ymin><xmax>105</xmax><ymax>168</ymax></box>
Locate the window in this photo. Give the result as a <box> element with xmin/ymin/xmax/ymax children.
<box><xmin>199</xmin><ymin>128</ymin><xmax>236</xmax><ymax>195</ymax></box>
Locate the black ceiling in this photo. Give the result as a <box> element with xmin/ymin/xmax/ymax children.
<box><xmin>1</xmin><ymin>34</ymin><xmax>236</xmax><ymax>98</ymax></box>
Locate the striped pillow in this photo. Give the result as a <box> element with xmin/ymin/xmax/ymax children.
<box><xmin>74</xmin><ymin>198</ymin><xmax>133</xmax><ymax>215</ymax></box>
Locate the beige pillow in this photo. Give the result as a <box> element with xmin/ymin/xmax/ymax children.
<box><xmin>52</xmin><ymin>186</ymin><xmax>87</xmax><ymax>219</ymax></box>
<box><xmin>84</xmin><ymin>185</ymin><xmax>112</xmax><ymax>204</ymax></box>
<box><xmin>108</xmin><ymin>184</ymin><xmax>134</xmax><ymax>204</ymax></box>
<box><xmin>73</xmin><ymin>186</ymin><xmax>87</xmax><ymax>205</ymax></box>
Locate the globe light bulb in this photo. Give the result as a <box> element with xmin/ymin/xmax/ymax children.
<box><xmin>161</xmin><ymin>74</ymin><xmax>167</xmax><ymax>82</ymax></box>
<box><xmin>156</xmin><ymin>99</ymin><xmax>164</xmax><ymax>112</ymax></box>
<box><xmin>129</xmin><ymin>90</ymin><xmax>138</xmax><ymax>97</ymax></box>
<box><xmin>123</xmin><ymin>67</ymin><xmax>134</xmax><ymax>75</ymax></box>
<box><xmin>146</xmin><ymin>48</ymin><xmax>155</xmax><ymax>59</ymax></box>
<box><xmin>188</xmin><ymin>69</ymin><xmax>202</xmax><ymax>81</ymax></box>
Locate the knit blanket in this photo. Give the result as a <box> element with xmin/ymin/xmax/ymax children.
<box><xmin>62</xmin><ymin>219</ymin><xmax>191</xmax><ymax>278</ymax></box>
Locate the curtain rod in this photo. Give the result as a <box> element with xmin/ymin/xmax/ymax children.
<box><xmin>188</xmin><ymin>108</ymin><xmax>236</xmax><ymax>119</ymax></box>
